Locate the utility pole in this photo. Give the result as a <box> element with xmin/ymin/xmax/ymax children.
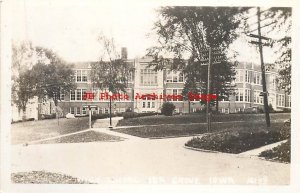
<box><xmin>206</xmin><ymin>48</ymin><xmax>212</xmax><ymax>132</ymax></box>
<box><xmin>200</xmin><ymin>47</ymin><xmax>225</xmax><ymax>132</ymax></box>
<box><xmin>249</xmin><ymin>7</ymin><xmax>271</xmax><ymax>127</ymax></box>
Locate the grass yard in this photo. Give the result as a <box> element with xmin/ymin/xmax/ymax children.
<box><xmin>114</xmin><ymin>121</ymin><xmax>287</xmax><ymax>139</ymax></box>
<box><xmin>11</xmin><ymin>117</ymin><xmax>89</xmax><ymax>144</ymax></box>
<box><xmin>185</xmin><ymin>124</ymin><xmax>290</xmax><ymax>154</ymax></box>
<box><xmin>117</xmin><ymin>113</ymin><xmax>290</xmax><ymax>127</ymax></box>
<box><xmin>259</xmin><ymin>139</ymin><xmax>291</xmax><ymax>163</ymax></box>
<box><xmin>11</xmin><ymin>171</ymin><xmax>92</xmax><ymax>184</ymax></box>
<box><xmin>39</xmin><ymin>130</ymin><xmax>123</xmax><ymax>144</ymax></box>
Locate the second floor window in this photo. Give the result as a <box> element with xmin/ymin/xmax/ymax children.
<box><xmin>253</xmin><ymin>72</ymin><xmax>261</xmax><ymax>85</ymax></box>
<box><xmin>75</xmin><ymin>70</ymin><xmax>88</xmax><ymax>82</ymax></box>
<box><xmin>235</xmin><ymin>69</ymin><xmax>244</xmax><ymax>83</ymax></box>
<box><xmin>235</xmin><ymin>88</ymin><xmax>244</xmax><ymax>102</ymax></box>
<box><xmin>140</xmin><ymin>69</ymin><xmax>157</xmax><ymax>86</ymax></box>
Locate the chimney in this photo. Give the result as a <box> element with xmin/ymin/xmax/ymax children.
<box><xmin>121</xmin><ymin>47</ymin><xmax>128</xmax><ymax>60</ymax></box>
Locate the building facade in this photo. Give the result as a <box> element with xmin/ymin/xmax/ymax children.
<box><xmin>58</xmin><ymin>57</ymin><xmax>291</xmax><ymax>116</ymax></box>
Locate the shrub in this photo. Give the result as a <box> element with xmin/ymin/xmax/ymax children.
<box><xmin>161</xmin><ymin>102</ymin><xmax>175</xmax><ymax>116</ymax></box>
<box><xmin>43</xmin><ymin>113</ymin><xmax>56</xmax><ymax>119</ymax></box>
<box><xmin>125</xmin><ymin>107</ymin><xmax>133</xmax><ymax>112</ymax></box>
<box><xmin>259</xmin><ymin>139</ymin><xmax>290</xmax><ymax>163</ymax></box>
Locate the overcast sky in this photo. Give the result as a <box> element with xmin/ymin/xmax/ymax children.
<box><xmin>11</xmin><ymin>0</ymin><xmax>289</xmax><ymax>64</ymax></box>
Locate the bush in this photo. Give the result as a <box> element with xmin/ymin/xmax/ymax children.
<box><xmin>185</xmin><ymin>125</ymin><xmax>290</xmax><ymax>154</ymax></box>
<box><xmin>125</xmin><ymin>108</ymin><xmax>133</xmax><ymax>112</ymax></box>
<box><xmin>43</xmin><ymin>113</ymin><xmax>56</xmax><ymax>119</ymax></box>
<box><xmin>259</xmin><ymin>139</ymin><xmax>290</xmax><ymax>163</ymax></box>
<box><xmin>161</xmin><ymin>102</ymin><xmax>175</xmax><ymax>116</ymax></box>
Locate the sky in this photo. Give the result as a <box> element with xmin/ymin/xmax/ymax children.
<box><xmin>11</xmin><ymin>0</ymin><xmax>289</xmax><ymax>64</ymax></box>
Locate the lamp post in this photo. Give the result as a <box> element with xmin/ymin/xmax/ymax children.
<box><xmin>108</xmin><ymin>91</ymin><xmax>113</xmax><ymax>128</ymax></box>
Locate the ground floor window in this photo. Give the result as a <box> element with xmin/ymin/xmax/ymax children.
<box><xmin>221</xmin><ymin>108</ymin><xmax>229</xmax><ymax>114</ymax></box>
<box><xmin>76</xmin><ymin>107</ymin><xmax>81</xmax><ymax>115</ymax></box>
<box><xmin>70</xmin><ymin>107</ymin><xmax>75</xmax><ymax>114</ymax></box>
<box><xmin>82</xmin><ymin>107</ymin><xmax>87</xmax><ymax>115</ymax></box>
<box><xmin>277</xmin><ymin>94</ymin><xmax>285</xmax><ymax>107</ymax></box>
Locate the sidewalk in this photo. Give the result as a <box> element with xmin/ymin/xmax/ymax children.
<box><xmin>93</xmin><ymin>117</ymin><xmax>123</xmax><ymax>128</ymax></box>
<box><xmin>92</xmin><ymin>127</ymin><xmax>143</xmax><ymax>141</ymax></box>
<box><xmin>238</xmin><ymin>140</ymin><xmax>288</xmax><ymax>157</ymax></box>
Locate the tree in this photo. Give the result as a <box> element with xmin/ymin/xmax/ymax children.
<box><xmin>90</xmin><ymin>35</ymin><xmax>132</xmax><ymax>93</ymax></box>
<box><xmin>243</xmin><ymin>7</ymin><xmax>291</xmax><ymax>94</ymax></box>
<box><xmin>12</xmin><ymin>42</ymin><xmax>38</xmax><ymax>119</ymax></box>
<box><xmin>30</xmin><ymin>47</ymin><xmax>76</xmax><ymax>106</ymax></box>
<box><xmin>267</xmin><ymin>8</ymin><xmax>291</xmax><ymax>94</ymax></box>
<box><xmin>13</xmin><ymin>69</ymin><xmax>35</xmax><ymax>119</ymax></box>
<box><xmin>147</xmin><ymin>7</ymin><xmax>247</xmax><ymax>109</ymax></box>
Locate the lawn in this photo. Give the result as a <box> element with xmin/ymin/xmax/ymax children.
<box><xmin>185</xmin><ymin>124</ymin><xmax>290</xmax><ymax>154</ymax></box>
<box><xmin>11</xmin><ymin>171</ymin><xmax>92</xmax><ymax>184</ymax></box>
<box><xmin>114</xmin><ymin>121</ymin><xmax>287</xmax><ymax>139</ymax></box>
<box><xmin>39</xmin><ymin>130</ymin><xmax>123</xmax><ymax>144</ymax></box>
<box><xmin>11</xmin><ymin>117</ymin><xmax>89</xmax><ymax>144</ymax></box>
<box><xmin>117</xmin><ymin>113</ymin><xmax>290</xmax><ymax>127</ymax></box>
<box><xmin>259</xmin><ymin>139</ymin><xmax>291</xmax><ymax>163</ymax></box>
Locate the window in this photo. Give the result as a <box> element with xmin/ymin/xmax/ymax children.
<box><xmin>82</xmin><ymin>70</ymin><xmax>87</xmax><ymax>82</ymax></box>
<box><xmin>76</xmin><ymin>89</ymin><xmax>82</xmax><ymax>100</ymax></box>
<box><xmin>221</xmin><ymin>94</ymin><xmax>229</xmax><ymax>101</ymax></box>
<box><xmin>93</xmin><ymin>89</ymin><xmax>99</xmax><ymax>101</ymax></box>
<box><xmin>60</xmin><ymin>92</ymin><xmax>65</xmax><ymax>101</ymax></box>
<box><xmin>245</xmin><ymin>70</ymin><xmax>251</xmax><ymax>83</ymax></box>
<box><xmin>140</xmin><ymin>69</ymin><xmax>158</xmax><ymax>86</ymax></box>
<box><xmin>76</xmin><ymin>70</ymin><xmax>82</xmax><ymax>82</ymax></box>
<box><xmin>235</xmin><ymin>69</ymin><xmax>244</xmax><ymax>83</ymax></box>
<box><xmin>269</xmin><ymin>74</ymin><xmax>276</xmax><ymax>89</ymax></box>
<box><xmin>75</xmin><ymin>70</ymin><xmax>89</xmax><ymax>82</ymax></box>
<box><xmin>70</xmin><ymin>90</ymin><xmax>75</xmax><ymax>101</ymax></box>
<box><xmin>245</xmin><ymin>89</ymin><xmax>251</xmax><ymax>102</ymax></box>
<box><xmin>166</xmin><ymin>71</ymin><xmax>184</xmax><ymax>83</ymax></box>
<box><xmin>147</xmin><ymin>101</ymin><xmax>151</xmax><ymax>108</ymax></box>
<box><xmin>82</xmin><ymin>89</ymin><xmax>87</xmax><ymax>100</ymax></box>
<box><xmin>288</xmin><ymin>95</ymin><xmax>291</xmax><ymax>107</ymax></box>
<box><xmin>179</xmin><ymin>73</ymin><xmax>184</xmax><ymax>82</ymax></box>
<box><xmin>221</xmin><ymin>108</ymin><xmax>229</xmax><ymax>114</ymax></box>
<box><xmin>254</xmin><ymin>91</ymin><xmax>263</xmax><ymax>104</ymax></box>
<box><xmin>173</xmin><ymin>75</ymin><xmax>178</xmax><ymax>82</ymax></box>
<box><xmin>104</xmin><ymin>108</ymin><xmax>109</xmax><ymax>114</ymax></box>
<box><xmin>76</xmin><ymin>107</ymin><xmax>81</xmax><ymax>115</ymax></box>
<box><xmin>82</xmin><ymin>107</ymin><xmax>87</xmax><ymax>115</ymax></box>
<box><xmin>253</xmin><ymin>72</ymin><xmax>261</xmax><ymax>85</ymax></box>
<box><xmin>235</xmin><ymin>88</ymin><xmax>244</xmax><ymax>102</ymax></box>
<box><xmin>152</xmin><ymin>102</ymin><xmax>155</xmax><ymax>108</ymax></box>
<box><xmin>70</xmin><ymin>107</ymin><xmax>75</xmax><ymax>114</ymax></box>
<box><xmin>142</xmin><ymin>102</ymin><xmax>146</xmax><ymax>108</ymax></box>
<box><xmin>166</xmin><ymin>73</ymin><xmax>172</xmax><ymax>82</ymax></box>
<box><xmin>277</xmin><ymin>94</ymin><xmax>285</xmax><ymax>107</ymax></box>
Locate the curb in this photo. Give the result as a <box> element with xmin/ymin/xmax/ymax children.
<box><xmin>149</xmin><ymin>134</ymin><xmax>203</xmax><ymax>140</ymax></box>
<box><xmin>183</xmin><ymin>145</ymin><xmax>221</xmax><ymax>154</ymax></box>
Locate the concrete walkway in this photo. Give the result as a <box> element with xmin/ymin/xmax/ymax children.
<box><xmin>11</xmin><ymin>116</ymin><xmax>290</xmax><ymax>185</ymax></box>
<box><xmin>239</xmin><ymin>140</ymin><xmax>288</xmax><ymax>157</ymax></box>
<box><xmin>11</xmin><ymin>134</ymin><xmax>290</xmax><ymax>185</ymax></box>
<box><xmin>92</xmin><ymin>128</ymin><xmax>142</xmax><ymax>140</ymax></box>
<box><xmin>92</xmin><ymin>117</ymin><xmax>123</xmax><ymax>128</ymax></box>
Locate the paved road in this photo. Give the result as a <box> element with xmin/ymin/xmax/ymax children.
<box><xmin>11</xmin><ymin>131</ymin><xmax>290</xmax><ymax>185</ymax></box>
